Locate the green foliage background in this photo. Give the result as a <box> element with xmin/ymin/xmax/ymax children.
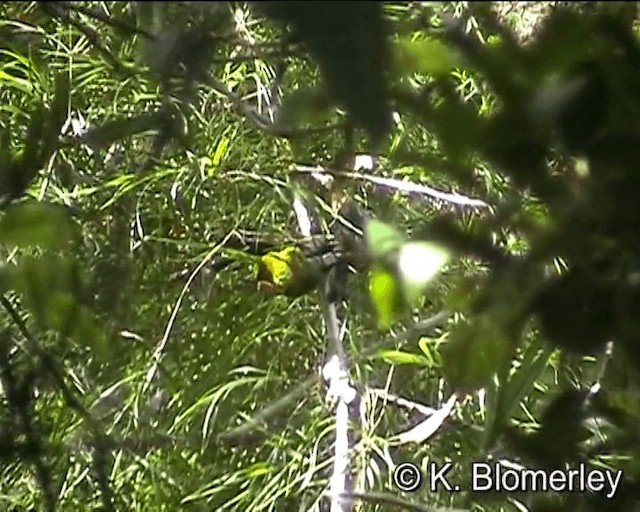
<box><xmin>2</xmin><ymin>2</ymin><xmax>640</xmax><ymax>512</ymax></box>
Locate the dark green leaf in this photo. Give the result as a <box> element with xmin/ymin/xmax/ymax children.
<box><xmin>443</xmin><ymin>315</ymin><xmax>511</xmax><ymax>392</ymax></box>
<box><xmin>258</xmin><ymin>2</ymin><xmax>392</xmax><ymax>144</ymax></box>
<box><xmin>0</xmin><ymin>201</ymin><xmax>72</xmax><ymax>249</ymax></box>
<box><xmin>534</xmin><ymin>267</ymin><xmax>614</xmax><ymax>355</ymax></box>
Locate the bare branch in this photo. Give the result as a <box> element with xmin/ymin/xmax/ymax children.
<box><xmin>290</xmin><ymin>190</ymin><xmax>354</xmax><ymax>512</ymax></box>
<box><xmin>294</xmin><ymin>165</ymin><xmax>491</xmax><ymax>209</ymax></box>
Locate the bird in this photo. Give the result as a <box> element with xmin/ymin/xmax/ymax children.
<box><xmin>256</xmin><ymin>245</ymin><xmax>341</xmax><ymax>297</ymax></box>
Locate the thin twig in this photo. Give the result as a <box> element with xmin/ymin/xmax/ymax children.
<box><xmin>366</xmin><ymin>388</ymin><xmax>438</xmax><ymax>416</ymax></box>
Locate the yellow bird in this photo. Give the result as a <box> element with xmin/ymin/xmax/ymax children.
<box><xmin>257</xmin><ymin>243</ymin><xmax>343</xmax><ymax>297</ymax></box>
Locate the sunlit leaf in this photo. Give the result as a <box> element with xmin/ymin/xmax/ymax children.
<box><xmin>398</xmin><ymin>241</ymin><xmax>449</xmax><ymax>304</ymax></box>
<box><xmin>417</xmin><ymin>337</ymin><xmax>437</xmax><ymax>366</ymax></box>
<box><xmin>375</xmin><ymin>349</ymin><xmax>432</xmax><ymax>366</ymax></box>
<box><xmin>0</xmin><ymin>68</ymin><xmax>34</xmax><ymax>94</ymax></box>
<box><xmin>368</xmin><ymin>265</ymin><xmax>402</xmax><ymax>329</ymax></box>
<box><xmin>209</xmin><ymin>136</ymin><xmax>229</xmax><ymax>175</ymax></box>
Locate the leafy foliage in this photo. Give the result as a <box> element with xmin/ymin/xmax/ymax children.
<box><xmin>2</xmin><ymin>2</ymin><xmax>640</xmax><ymax>512</ymax></box>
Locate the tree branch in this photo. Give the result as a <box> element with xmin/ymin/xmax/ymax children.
<box><xmin>294</xmin><ymin>165</ymin><xmax>491</xmax><ymax>209</ymax></box>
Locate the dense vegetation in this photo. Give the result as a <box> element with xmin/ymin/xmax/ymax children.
<box><xmin>2</xmin><ymin>2</ymin><xmax>640</xmax><ymax>511</ymax></box>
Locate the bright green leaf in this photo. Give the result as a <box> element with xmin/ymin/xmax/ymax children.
<box><xmin>0</xmin><ymin>68</ymin><xmax>34</xmax><ymax>94</ymax></box>
<box><xmin>417</xmin><ymin>337</ymin><xmax>437</xmax><ymax>366</ymax></box>
<box><xmin>375</xmin><ymin>349</ymin><xmax>432</xmax><ymax>366</ymax></box>
<box><xmin>246</xmin><ymin>463</ymin><xmax>271</xmax><ymax>478</ymax></box>
<box><xmin>365</xmin><ymin>219</ymin><xmax>405</xmax><ymax>261</ymax></box>
<box><xmin>209</xmin><ymin>136</ymin><xmax>229</xmax><ymax>176</ymax></box>
<box><xmin>368</xmin><ymin>265</ymin><xmax>402</xmax><ymax>329</ymax></box>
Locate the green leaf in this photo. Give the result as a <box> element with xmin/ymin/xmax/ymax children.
<box><xmin>278</xmin><ymin>87</ymin><xmax>334</xmax><ymax>129</ymax></box>
<box><xmin>0</xmin><ymin>68</ymin><xmax>34</xmax><ymax>94</ymax></box>
<box><xmin>375</xmin><ymin>349</ymin><xmax>430</xmax><ymax>366</ymax></box>
<box><xmin>368</xmin><ymin>265</ymin><xmax>402</xmax><ymax>329</ymax></box>
<box><xmin>394</xmin><ymin>36</ymin><xmax>460</xmax><ymax>77</ymax></box>
<box><xmin>10</xmin><ymin>254</ymin><xmax>103</xmax><ymax>350</ymax></box>
<box><xmin>364</xmin><ymin>219</ymin><xmax>405</xmax><ymax>261</ymax></box>
<box><xmin>209</xmin><ymin>136</ymin><xmax>229</xmax><ymax>176</ymax></box>
<box><xmin>259</xmin><ymin>2</ymin><xmax>392</xmax><ymax>143</ymax></box>
<box><xmin>417</xmin><ymin>337</ymin><xmax>438</xmax><ymax>366</ymax></box>
<box><xmin>0</xmin><ymin>201</ymin><xmax>72</xmax><ymax>248</ymax></box>
<box><xmin>443</xmin><ymin>315</ymin><xmax>511</xmax><ymax>392</ymax></box>
<box><xmin>398</xmin><ymin>241</ymin><xmax>449</xmax><ymax>304</ymax></box>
